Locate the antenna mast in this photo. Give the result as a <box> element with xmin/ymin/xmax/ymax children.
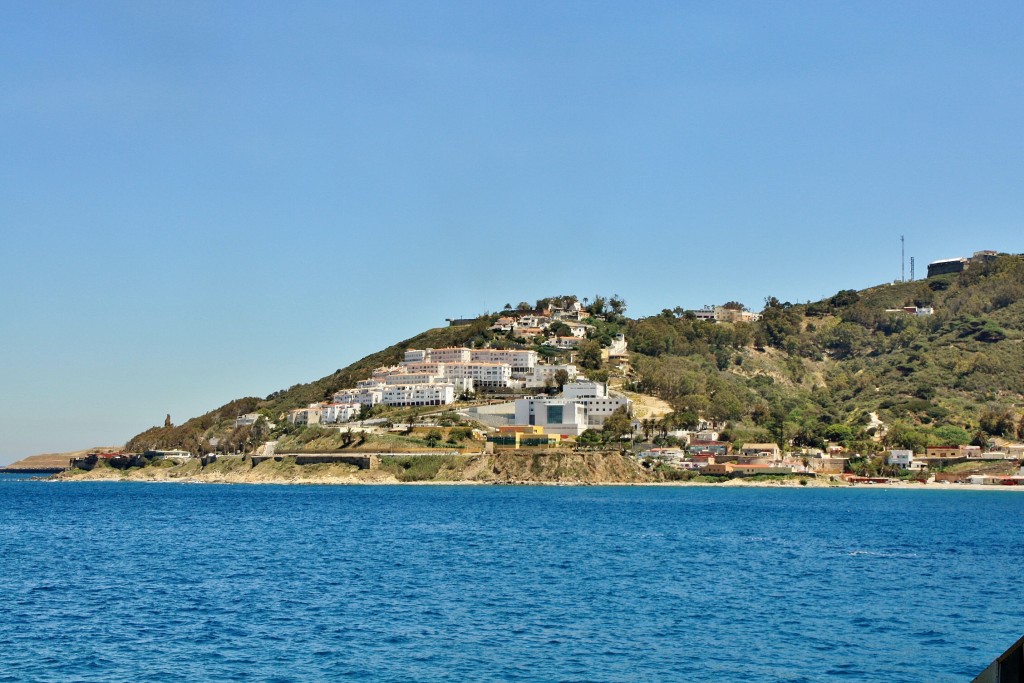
<box><xmin>901</xmin><ymin>235</ymin><xmax>905</xmax><ymax>282</ymax></box>
<box><xmin>910</xmin><ymin>257</ymin><xmax>915</xmax><ymax>281</ymax></box>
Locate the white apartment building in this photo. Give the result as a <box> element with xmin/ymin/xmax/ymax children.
<box><xmin>404</xmin><ymin>347</ymin><xmax>473</xmax><ymax>364</ymax></box>
<box><xmin>380</xmin><ymin>372</ymin><xmax>445</xmax><ymax>385</ymax></box>
<box><xmin>469</xmin><ymin>348</ymin><xmax>538</xmax><ymax>374</ymax></box>
<box><xmin>403</xmin><ymin>349</ymin><xmax>429</xmax><ymax>363</ymax></box>
<box><xmin>321</xmin><ymin>402</ymin><xmax>361</xmax><ymax>424</ymax></box>
<box><xmin>382</xmin><ymin>383</ymin><xmax>455</xmax><ymax>407</ymax></box>
<box><xmin>400</xmin><ymin>361</ymin><xmax>446</xmax><ymax>375</ymax></box>
<box><xmin>518</xmin><ymin>363</ymin><xmax>579</xmax><ymax>388</ymax></box>
<box><xmin>441</xmin><ymin>362</ymin><xmax>512</xmax><ymax>388</ymax></box>
<box><xmin>333</xmin><ymin>386</ymin><xmax>383</xmax><ymax>407</ymax></box>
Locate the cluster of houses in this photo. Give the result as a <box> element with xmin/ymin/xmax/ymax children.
<box><xmin>887</xmin><ymin>444</ymin><xmax>1024</xmax><ymax>470</ymax></box>
<box><xmin>490</xmin><ymin>301</ymin><xmax>607</xmax><ymax>352</ymax></box>
<box><xmin>636</xmin><ymin>438</ymin><xmax>1024</xmax><ymax>481</ymax></box>
<box><xmin>690</xmin><ymin>306</ymin><xmax>762</xmax><ymax>323</ymax></box>
<box><xmin>639</xmin><ymin>436</ymin><xmax>847</xmax><ymax>476</ymax></box>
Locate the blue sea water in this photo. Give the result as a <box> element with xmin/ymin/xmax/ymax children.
<box><xmin>1</xmin><ymin>478</ymin><xmax>1021</xmax><ymax>682</ymax></box>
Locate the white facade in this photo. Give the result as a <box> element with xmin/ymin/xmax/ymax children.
<box><xmin>517</xmin><ymin>385</ymin><xmax>631</xmax><ymax>428</ymax></box>
<box><xmin>469</xmin><ymin>348</ymin><xmax>538</xmax><ymax>373</ymax></box>
<box><xmin>321</xmin><ymin>403</ymin><xmax>361</xmax><ymax>424</ymax></box>
<box><xmin>514</xmin><ymin>398</ymin><xmax>588</xmax><ymax>436</ymax></box>
<box><xmin>431</xmin><ymin>347</ymin><xmax>473</xmax><ymax>363</ymax></box>
<box><xmin>563</xmin><ymin>381</ymin><xmax>607</xmax><ymax>399</ymax></box>
<box><xmin>382</xmin><ymin>383</ymin><xmax>455</xmax><ymax>407</ymax></box>
<box><xmin>333</xmin><ymin>386</ymin><xmax>383</xmax><ymax>406</ymax></box>
<box><xmin>564</xmin><ymin>321</ymin><xmax>593</xmax><ymax>337</ymax></box>
<box><xmin>887</xmin><ymin>449</ymin><xmax>921</xmax><ymax>469</ymax></box>
<box><xmin>442</xmin><ymin>362</ymin><xmax>512</xmax><ymax>388</ymax></box>
<box><xmin>380</xmin><ymin>372</ymin><xmax>444</xmax><ymax>385</ymax></box>
<box><xmin>607</xmin><ymin>334</ymin><xmax>628</xmax><ymax>358</ymax></box>
<box><xmin>403</xmin><ymin>349</ymin><xmax>428</xmax><ymax>363</ymax></box>
<box><xmin>518</xmin><ymin>363</ymin><xmax>579</xmax><ymax>388</ymax></box>
<box><xmin>558</xmin><ymin>381</ymin><xmax>630</xmax><ymax>425</ymax></box>
<box><xmin>545</xmin><ymin>336</ymin><xmax>581</xmax><ymax>349</ymax></box>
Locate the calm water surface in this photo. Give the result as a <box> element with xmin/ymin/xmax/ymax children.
<box><xmin>1</xmin><ymin>478</ymin><xmax>1021</xmax><ymax>682</ymax></box>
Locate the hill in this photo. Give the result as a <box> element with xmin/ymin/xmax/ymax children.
<box><xmin>4</xmin><ymin>447</ymin><xmax>120</xmax><ymax>472</ymax></box>
<box><xmin>122</xmin><ymin>253</ymin><xmax>1024</xmax><ymax>456</ymax></box>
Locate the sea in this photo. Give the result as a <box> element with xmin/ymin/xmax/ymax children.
<box><xmin>1</xmin><ymin>476</ymin><xmax>1021</xmax><ymax>682</ymax></box>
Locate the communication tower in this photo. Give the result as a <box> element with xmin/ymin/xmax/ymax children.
<box><xmin>901</xmin><ymin>235</ymin><xmax>905</xmax><ymax>282</ymax></box>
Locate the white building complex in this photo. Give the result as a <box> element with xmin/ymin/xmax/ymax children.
<box><xmin>515</xmin><ymin>381</ymin><xmax>632</xmax><ymax>435</ymax></box>
<box><xmin>314</xmin><ymin>346</ymin><xmax>584</xmax><ymax>422</ymax></box>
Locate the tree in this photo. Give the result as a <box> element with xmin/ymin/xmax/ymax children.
<box><xmin>979</xmin><ymin>409</ymin><xmax>1015</xmax><ymax>437</ymax></box>
<box><xmin>577</xmin><ymin>429</ymin><xmax>603</xmax><ymax>448</ymax></box>
<box><xmin>578</xmin><ymin>340</ymin><xmax>603</xmax><ymax>370</ymax></box>
<box><xmin>931</xmin><ymin>424</ymin><xmax>971</xmax><ymax>446</ymax></box>
<box><xmin>602</xmin><ymin>406</ymin><xmax>633</xmax><ymax>443</ymax></box>
<box><xmin>425</xmin><ymin>429</ymin><xmax>443</xmax><ymax>447</ymax></box>
<box><xmin>554</xmin><ymin>369</ymin><xmax>570</xmax><ymax>392</ymax></box>
<box><xmin>548</xmin><ymin>322</ymin><xmax>571</xmax><ymax>338</ymax></box>
<box><xmin>641</xmin><ymin>418</ymin><xmax>655</xmax><ymax>441</ymax></box>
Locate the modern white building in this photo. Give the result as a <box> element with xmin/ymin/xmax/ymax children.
<box><xmin>516</xmin><ymin>381</ymin><xmax>631</xmax><ymax>429</ymax></box>
<box><xmin>559</xmin><ymin>381</ymin><xmax>631</xmax><ymax>425</ymax></box>
<box><xmin>513</xmin><ymin>398</ymin><xmax>588</xmax><ymax>436</ymax></box>
<box><xmin>888</xmin><ymin>449</ymin><xmax>923</xmax><ymax>470</ymax></box>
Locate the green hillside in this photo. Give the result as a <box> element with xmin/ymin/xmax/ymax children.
<box><xmin>126</xmin><ymin>254</ymin><xmax>1024</xmax><ymax>455</ymax></box>
<box><xmin>628</xmin><ymin>254</ymin><xmax>1024</xmax><ymax>452</ymax></box>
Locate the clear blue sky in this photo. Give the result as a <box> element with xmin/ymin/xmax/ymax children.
<box><xmin>1</xmin><ymin>1</ymin><xmax>1021</xmax><ymax>463</ymax></box>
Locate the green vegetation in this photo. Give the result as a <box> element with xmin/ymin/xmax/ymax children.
<box><xmin>378</xmin><ymin>454</ymin><xmax>469</xmax><ymax>482</ymax></box>
<box><xmin>125</xmin><ymin>256</ymin><xmax>1024</xmax><ymax>457</ymax></box>
<box><xmin>627</xmin><ymin>255</ymin><xmax>1024</xmax><ymax>452</ymax></box>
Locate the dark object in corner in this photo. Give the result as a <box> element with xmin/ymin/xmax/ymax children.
<box><xmin>973</xmin><ymin>633</ymin><xmax>1024</xmax><ymax>683</ymax></box>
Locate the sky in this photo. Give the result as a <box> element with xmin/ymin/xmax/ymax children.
<box><xmin>1</xmin><ymin>1</ymin><xmax>1022</xmax><ymax>464</ymax></box>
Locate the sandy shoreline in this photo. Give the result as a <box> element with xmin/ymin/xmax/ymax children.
<box><xmin>41</xmin><ymin>472</ymin><xmax>1024</xmax><ymax>491</ymax></box>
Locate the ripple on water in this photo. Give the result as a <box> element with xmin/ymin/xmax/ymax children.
<box><xmin>0</xmin><ymin>484</ymin><xmax>1021</xmax><ymax>682</ymax></box>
